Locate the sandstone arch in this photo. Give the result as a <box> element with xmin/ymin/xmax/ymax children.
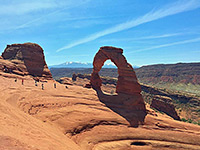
<box><xmin>90</xmin><ymin>46</ymin><xmax>146</xmax><ymax>126</ymax></box>
<box><xmin>91</xmin><ymin>46</ymin><xmax>141</xmax><ymax>94</ymax></box>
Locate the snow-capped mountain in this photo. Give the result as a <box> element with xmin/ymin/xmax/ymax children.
<box><xmin>50</xmin><ymin>62</ymin><xmax>117</xmax><ymax>68</ymax></box>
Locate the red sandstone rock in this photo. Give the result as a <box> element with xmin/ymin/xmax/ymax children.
<box><xmin>1</xmin><ymin>73</ymin><xmax>200</xmax><ymax>150</ymax></box>
<box><xmin>58</xmin><ymin>77</ymin><xmax>73</xmax><ymax>85</ymax></box>
<box><xmin>90</xmin><ymin>46</ymin><xmax>146</xmax><ymax>126</ymax></box>
<box><xmin>84</xmin><ymin>83</ymin><xmax>92</xmax><ymax>88</ymax></box>
<box><xmin>91</xmin><ymin>46</ymin><xmax>141</xmax><ymax>94</ymax></box>
<box><xmin>151</xmin><ymin>95</ymin><xmax>180</xmax><ymax>120</ymax></box>
<box><xmin>1</xmin><ymin>43</ymin><xmax>52</xmax><ymax>80</ymax></box>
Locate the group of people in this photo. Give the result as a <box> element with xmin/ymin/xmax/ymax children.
<box><xmin>15</xmin><ymin>78</ymin><xmax>57</xmax><ymax>90</ymax></box>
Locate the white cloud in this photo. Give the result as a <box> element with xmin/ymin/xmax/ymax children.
<box><xmin>101</xmin><ymin>33</ymin><xmax>184</xmax><ymax>43</ymax></box>
<box><xmin>56</xmin><ymin>0</ymin><xmax>200</xmax><ymax>52</ymax></box>
<box><xmin>0</xmin><ymin>0</ymin><xmax>91</xmax><ymax>31</ymax></box>
<box><xmin>136</xmin><ymin>33</ymin><xmax>183</xmax><ymax>40</ymax></box>
<box><xmin>0</xmin><ymin>0</ymin><xmax>91</xmax><ymax>16</ymax></box>
<box><xmin>0</xmin><ymin>1</ymin><xmax>56</xmax><ymax>15</ymax></box>
<box><xmin>125</xmin><ymin>37</ymin><xmax>200</xmax><ymax>54</ymax></box>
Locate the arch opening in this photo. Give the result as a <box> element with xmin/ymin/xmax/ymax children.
<box><xmin>98</xmin><ymin>60</ymin><xmax>118</xmax><ymax>95</ymax></box>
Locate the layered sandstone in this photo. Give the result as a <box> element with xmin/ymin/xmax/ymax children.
<box><xmin>90</xmin><ymin>46</ymin><xmax>146</xmax><ymax>126</ymax></box>
<box><xmin>1</xmin><ymin>45</ymin><xmax>200</xmax><ymax>150</ymax></box>
<box><xmin>151</xmin><ymin>95</ymin><xmax>181</xmax><ymax>120</ymax></box>
<box><xmin>1</xmin><ymin>76</ymin><xmax>200</xmax><ymax>150</ymax></box>
<box><xmin>0</xmin><ymin>43</ymin><xmax>52</xmax><ymax>80</ymax></box>
<box><xmin>57</xmin><ymin>77</ymin><xmax>73</xmax><ymax>85</ymax></box>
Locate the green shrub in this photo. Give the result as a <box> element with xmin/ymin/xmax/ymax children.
<box><xmin>188</xmin><ymin>119</ymin><xmax>193</xmax><ymax>123</ymax></box>
<box><xmin>181</xmin><ymin>118</ymin><xmax>187</xmax><ymax>122</ymax></box>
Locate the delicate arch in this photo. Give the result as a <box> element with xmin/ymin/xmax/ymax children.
<box><xmin>90</xmin><ymin>46</ymin><xmax>141</xmax><ymax>95</ymax></box>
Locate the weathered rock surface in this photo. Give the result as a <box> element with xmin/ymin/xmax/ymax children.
<box><xmin>90</xmin><ymin>46</ymin><xmax>146</xmax><ymax>126</ymax></box>
<box><xmin>64</xmin><ymin>74</ymin><xmax>182</xmax><ymax>121</ymax></box>
<box><xmin>135</xmin><ymin>62</ymin><xmax>200</xmax><ymax>84</ymax></box>
<box><xmin>151</xmin><ymin>95</ymin><xmax>181</xmax><ymax>120</ymax></box>
<box><xmin>141</xmin><ymin>83</ymin><xmax>200</xmax><ymax>122</ymax></box>
<box><xmin>57</xmin><ymin>77</ymin><xmax>73</xmax><ymax>85</ymax></box>
<box><xmin>91</xmin><ymin>46</ymin><xmax>141</xmax><ymax>94</ymax></box>
<box><xmin>1</xmin><ymin>45</ymin><xmax>200</xmax><ymax>150</ymax></box>
<box><xmin>0</xmin><ymin>43</ymin><xmax>52</xmax><ymax>80</ymax></box>
<box><xmin>1</xmin><ymin>76</ymin><xmax>200</xmax><ymax>150</ymax></box>
<box><xmin>72</xmin><ymin>73</ymin><xmax>91</xmax><ymax>81</ymax></box>
<box><xmin>72</xmin><ymin>73</ymin><xmax>117</xmax><ymax>85</ymax></box>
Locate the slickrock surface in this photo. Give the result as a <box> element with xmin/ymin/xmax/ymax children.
<box><xmin>0</xmin><ymin>76</ymin><xmax>200</xmax><ymax>150</ymax></box>
<box><xmin>0</xmin><ymin>45</ymin><xmax>200</xmax><ymax>150</ymax></box>
<box><xmin>90</xmin><ymin>46</ymin><xmax>146</xmax><ymax>126</ymax></box>
<box><xmin>65</xmin><ymin>74</ymin><xmax>181</xmax><ymax>121</ymax></box>
<box><xmin>0</xmin><ymin>43</ymin><xmax>52</xmax><ymax>80</ymax></box>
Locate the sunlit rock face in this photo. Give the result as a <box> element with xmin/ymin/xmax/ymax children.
<box><xmin>90</xmin><ymin>46</ymin><xmax>146</xmax><ymax>126</ymax></box>
<box><xmin>1</xmin><ymin>43</ymin><xmax>52</xmax><ymax>80</ymax></box>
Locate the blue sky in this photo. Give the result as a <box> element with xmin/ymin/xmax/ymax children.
<box><xmin>0</xmin><ymin>0</ymin><xmax>200</xmax><ymax>66</ymax></box>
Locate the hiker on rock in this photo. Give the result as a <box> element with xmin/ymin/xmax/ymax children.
<box><xmin>54</xmin><ymin>83</ymin><xmax>56</xmax><ymax>88</ymax></box>
<box><xmin>3</xmin><ymin>65</ymin><xmax>8</xmax><ymax>73</ymax></box>
<box><xmin>22</xmin><ymin>79</ymin><xmax>24</xmax><ymax>85</ymax></box>
<box><xmin>42</xmin><ymin>83</ymin><xmax>44</xmax><ymax>90</ymax></box>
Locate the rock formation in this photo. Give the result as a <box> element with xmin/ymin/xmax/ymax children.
<box><xmin>90</xmin><ymin>46</ymin><xmax>146</xmax><ymax>126</ymax></box>
<box><xmin>72</xmin><ymin>73</ymin><xmax>91</xmax><ymax>81</ymax></box>
<box><xmin>57</xmin><ymin>77</ymin><xmax>73</xmax><ymax>85</ymax></box>
<box><xmin>0</xmin><ymin>43</ymin><xmax>52</xmax><ymax>80</ymax></box>
<box><xmin>1</xmin><ymin>76</ymin><xmax>200</xmax><ymax>150</ymax></box>
<box><xmin>151</xmin><ymin>95</ymin><xmax>181</xmax><ymax>120</ymax></box>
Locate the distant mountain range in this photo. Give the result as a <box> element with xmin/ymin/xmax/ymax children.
<box><xmin>50</xmin><ymin>61</ymin><xmax>116</xmax><ymax>68</ymax></box>
<box><xmin>50</xmin><ymin>61</ymin><xmax>139</xmax><ymax>69</ymax></box>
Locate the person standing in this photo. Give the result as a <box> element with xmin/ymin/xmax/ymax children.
<box><xmin>42</xmin><ymin>83</ymin><xmax>44</xmax><ymax>90</ymax></box>
<box><xmin>54</xmin><ymin>83</ymin><xmax>56</xmax><ymax>88</ymax></box>
<box><xmin>22</xmin><ymin>79</ymin><xmax>24</xmax><ymax>85</ymax></box>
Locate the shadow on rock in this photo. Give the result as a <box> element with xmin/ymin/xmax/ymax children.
<box><xmin>95</xmin><ymin>89</ymin><xmax>147</xmax><ymax>127</ymax></box>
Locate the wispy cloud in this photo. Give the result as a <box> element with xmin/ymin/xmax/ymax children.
<box><xmin>0</xmin><ymin>0</ymin><xmax>91</xmax><ymax>31</ymax></box>
<box><xmin>14</xmin><ymin>9</ymin><xmax>62</xmax><ymax>30</ymax></box>
<box><xmin>56</xmin><ymin>0</ymin><xmax>200</xmax><ymax>52</ymax></box>
<box><xmin>135</xmin><ymin>33</ymin><xmax>183</xmax><ymax>40</ymax></box>
<box><xmin>125</xmin><ymin>37</ymin><xmax>200</xmax><ymax>54</ymax></box>
<box><xmin>0</xmin><ymin>1</ymin><xmax>57</xmax><ymax>15</ymax></box>
<box><xmin>101</xmin><ymin>33</ymin><xmax>184</xmax><ymax>43</ymax></box>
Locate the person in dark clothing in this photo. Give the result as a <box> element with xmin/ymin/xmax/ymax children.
<box><xmin>3</xmin><ymin>65</ymin><xmax>8</xmax><ymax>73</ymax></box>
<box><xmin>22</xmin><ymin>79</ymin><xmax>24</xmax><ymax>85</ymax></box>
<box><xmin>42</xmin><ymin>83</ymin><xmax>44</xmax><ymax>90</ymax></box>
<box><xmin>54</xmin><ymin>83</ymin><xmax>56</xmax><ymax>88</ymax></box>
